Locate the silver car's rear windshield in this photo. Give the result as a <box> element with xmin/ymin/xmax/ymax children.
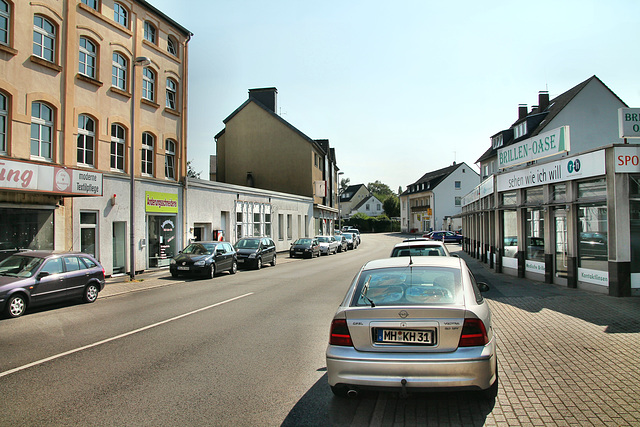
<box><xmin>391</xmin><ymin>246</ymin><xmax>447</xmax><ymax>257</ymax></box>
<box><xmin>352</xmin><ymin>266</ymin><xmax>463</xmax><ymax>307</ymax></box>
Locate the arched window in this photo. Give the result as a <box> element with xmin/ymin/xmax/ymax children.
<box><xmin>165</xmin><ymin>139</ymin><xmax>176</xmax><ymax>179</ymax></box>
<box><xmin>81</xmin><ymin>0</ymin><xmax>98</xmax><ymax>11</ymax></box>
<box><xmin>33</xmin><ymin>15</ymin><xmax>55</xmax><ymax>62</ymax></box>
<box><xmin>110</xmin><ymin>123</ymin><xmax>126</xmax><ymax>171</ymax></box>
<box><xmin>141</xmin><ymin>132</ymin><xmax>154</xmax><ymax>175</ymax></box>
<box><xmin>0</xmin><ymin>0</ymin><xmax>10</xmax><ymax>46</ymax></box>
<box><xmin>79</xmin><ymin>37</ymin><xmax>97</xmax><ymax>79</ymax></box>
<box><xmin>166</xmin><ymin>78</ymin><xmax>177</xmax><ymax>109</ymax></box>
<box><xmin>111</xmin><ymin>52</ymin><xmax>127</xmax><ymax>90</ymax></box>
<box><xmin>77</xmin><ymin>114</ymin><xmax>95</xmax><ymax>166</ymax></box>
<box><xmin>144</xmin><ymin>21</ymin><xmax>156</xmax><ymax>43</ymax></box>
<box><xmin>0</xmin><ymin>91</ymin><xmax>7</xmax><ymax>153</ymax></box>
<box><xmin>167</xmin><ymin>35</ymin><xmax>177</xmax><ymax>56</ymax></box>
<box><xmin>142</xmin><ymin>67</ymin><xmax>155</xmax><ymax>101</ymax></box>
<box><xmin>113</xmin><ymin>2</ymin><xmax>128</xmax><ymax>27</ymax></box>
<box><xmin>31</xmin><ymin>102</ymin><xmax>53</xmax><ymax>160</ymax></box>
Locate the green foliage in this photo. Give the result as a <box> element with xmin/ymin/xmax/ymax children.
<box><xmin>368</xmin><ymin>180</ymin><xmax>394</xmax><ymax>201</ymax></box>
<box><xmin>383</xmin><ymin>195</ymin><xmax>400</xmax><ymax>218</ymax></box>
<box><xmin>343</xmin><ymin>213</ymin><xmax>400</xmax><ymax>233</ymax></box>
<box><xmin>187</xmin><ymin>160</ymin><xmax>201</xmax><ymax>179</ymax></box>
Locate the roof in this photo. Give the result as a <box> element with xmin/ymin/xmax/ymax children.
<box><xmin>362</xmin><ymin>256</ymin><xmax>465</xmax><ymax>271</ymax></box>
<box><xmin>351</xmin><ymin>194</ymin><xmax>382</xmax><ymax>211</ymax></box>
<box><xmin>400</xmin><ymin>163</ymin><xmax>464</xmax><ymax>196</ymax></box>
<box><xmin>134</xmin><ymin>0</ymin><xmax>193</xmax><ymax>37</ymax></box>
<box><xmin>340</xmin><ymin>184</ymin><xmax>368</xmax><ymax>202</ymax></box>
<box><xmin>476</xmin><ymin>75</ymin><xmax>628</xmax><ymax>163</ymax></box>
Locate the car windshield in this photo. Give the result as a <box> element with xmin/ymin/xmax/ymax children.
<box><xmin>0</xmin><ymin>255</ymin><xmax>45</xmax><ymax>278</ymax></box>
<box><xmin>343</xmin><ymin>233</ymin><xmax>353</xmax><ymax>239</ymax></box>
<box><xmin>294</xmin><ymin>238</ymin><xmax>312</xmax><ymax>245</ymax></box>
<box><xmin>352</xmin><ymin>266</ymin><xmax>463</xmax><ymax>307</ymax></box>
<box><xmin>317</xmin><ymin>237</ymin><xmax>329</xmax><ymax>243</ymax></box>
<box><xmin>182</xmin><ymin>243</ymin><xmax>216</xmax><ymax>255</ymax></box>
<box><xmin>236</xmin><ymin>239</ymin><xmax>259</xmax><ymax>249</ymax></box>
<box><xmin>391</xmin><ymin>246</ymin><xmax>447</xmax><ymax>257</ymax></box>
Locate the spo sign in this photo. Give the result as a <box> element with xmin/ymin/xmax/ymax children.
<box><xmin>618</xmin><ymin>108</ymin><xmax>640</xmax><ymax>138</ymax></box>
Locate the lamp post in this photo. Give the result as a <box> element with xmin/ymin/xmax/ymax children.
<box><xmin>337</xmin><ymin>172</ymin><xmax>344</xmax><ymax>230</ymax></box>
<box><xmin>130</xmin><ymin>56</ymin><xmax>151</xmax><ymax>280</ymax></box>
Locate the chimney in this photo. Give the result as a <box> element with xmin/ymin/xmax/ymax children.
<box><xmin>518</xmin><ymin>104</ymin><xmax>528</xmax><ymax>120</ymax></box>
<box><xmin>248</xmin><ymin>87</ymin><xmax>277</xmax><ymax>112</ymax></box>
<box><xmin>538</xmin><ymin>91</ymin><xmax>549</xmax><ymax>111</ymax></box>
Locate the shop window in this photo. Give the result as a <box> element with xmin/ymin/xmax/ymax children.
<box><xmin>503</xmin><ymin>210</ymin><xmax>518</xmax><ymax>258</ymax></box>
<box><xmin>578</xmin><ymin>204</ymin><xmax>607</xmax><ymax>271</ymax></box>
<box><xmin>525</xmin><ymin>208</ymin><xmax>544</xmax><ymax>262</ymax></box>
<box><xmin>502</xmin><ymin>191</ymin><xmax>517</xmax><ymax>206</ymax></box>
<box><xmin>80</xmin><ymin>211</ymin><xmax>97</xmax><ymax>256</ymax></box>
<box><xmin>0</xmin><ymin>208</ymin><xmax>54</xmax><ymax>252</ymax></box>
<box><xmin>148</xmin><ymin>216</ymin><xmax>176</xmax><ymax>268</ymax></box>
<box><xmin>578</xmin><ymin>178</ymin><xmax>606</xmax><ymax>199</ymax></box>
<box><xmin>525</xmin><ymin>187</ymin><xmax>543</xmax><ymax>205</ymax></box>
<box><xmin>630</xmin><ymin>175</ymin><xmax>640</xmax><ymax>196</ymax></box>
<box><xmin>552</xmin><ymin>184</ymin><xmax>566</xmax><ymax>202</ymax></box>
<box><xmin>630</xmin><ymin>201</ymin><xmax>640</xmax><ymax>274</ymax></box>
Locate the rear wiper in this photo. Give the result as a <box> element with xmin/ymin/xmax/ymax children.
<box><xmin>360</xmin><ymin>275</ymin><xmax>375</xmax><ymax>307</ymax></box>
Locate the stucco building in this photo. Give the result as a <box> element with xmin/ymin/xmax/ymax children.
<box><xmin>0</xmin><ymin>0</ymin><xmax>191</xmax><ymax>275</ymax></box>
<box><xmin>214</xmin><ymin>88</ymin><xmax>340</xmax><ymax>235</ymax></box>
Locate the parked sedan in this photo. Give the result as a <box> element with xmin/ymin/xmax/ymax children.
<box><xmin>234</xmin><ymin>237</ymin><xmax>277</xmax><ymax>269</ymax></box>
<box><xmin>342</xmin><ymin>233</ymin><xmax>358</xmax><ymax>250</ymax></box>
<box><xmin>345</xmin><ymin>228</ymin><xmax>361</xmax><ymax>245</ymax></box>
<box><xmin>334</xmin><ymin>234</ymin><xmax>348</xmax><ymax>253</ymax></box>
<box><xmin>316</xmin><ymin>235</ymin><xmax>339</xmax><ymax>255</ymax></box>
<box><xmin>326</xmin><ymin>256</ymin><xmax>497</xmax><ymax>399</ymax></box>
<box><xmin>170</xmin><ymin>241</ymin><xmax>237</xmax><ymax>279</ymax></box>
<box><xmin>390</xmin><ymin>239</ymin><xmax>452</xmax><ymax>257</ymax></box>
<box><xmin>0</xmin><ymin>251</ymin><xmax>105</xmax><ymax>318</ymax></box>
<box><xmin>290</xmin><ymin>238</ymin><xmax>320</xmax><ymax>259</ymax></box>
<box><xmin>428</xmin><ymin>231</ymin><xmax>463</xmax><ymax>243</ymax></box>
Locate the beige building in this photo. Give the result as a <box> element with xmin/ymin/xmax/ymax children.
<box><xmin>215</xmin><ymin>88</ymin><xmax>340</xmax><ymax>234</ymax></box>
<box><xmin>0</xmin><ymin>0</ymin><xmax>191</xmax><ymax>275</ymax></box>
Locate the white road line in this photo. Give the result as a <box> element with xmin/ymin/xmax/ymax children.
<box><xmin>0</xmin><ymin>292</ymin><xmax>254</xmax><ymax>379</ymax></box>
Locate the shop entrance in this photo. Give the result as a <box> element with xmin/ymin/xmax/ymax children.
<box><xmin>554</xmin><ymin>209</ymin><xmax>568</xmax><ymax>278</ymax></box>
<box><xmin>112</xmin><ymin>221</ymin><xmax>126</xmax><ymax>274</ymax></box>
<box><xmin>148</xmin><ymin>215</ymin><xmax>176</xmax><ymax>268</ymax></box>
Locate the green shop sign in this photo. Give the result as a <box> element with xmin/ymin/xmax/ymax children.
<box><xmin>145</xmin><ymin>191</ymin><xmax>179</xmax><ymax>213</ymax></box>
<box><xmin>498</xmin><ymin>126</ymin><xmax>570</xmax><ymax>169</ymax></box>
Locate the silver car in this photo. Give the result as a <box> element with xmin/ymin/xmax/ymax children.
<box><xmin>390</xmin><ymin>239</ymin><xmax>452</xmax><ymax>257</ymax></box>
<box><xmin>315</xmin><ymin>235</ymin><xmax>339</xmax><ymax>255</ymax></box>
<box><xmin>326</xmin><ymin>257</ymin><xmax>497</xmax><ymax>399</ymax></box>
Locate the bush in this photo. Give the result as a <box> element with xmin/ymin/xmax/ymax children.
<box><xmin>342</xmin><ymin>214</ymin><xmax>400</xmax><ymax>233</ymax></box>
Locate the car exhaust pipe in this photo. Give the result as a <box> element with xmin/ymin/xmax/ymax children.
<box><xmin>347</xmin><ymin>389</ymin><xmax>358</xmax><ymax>398</ymax></box>
<box><xmin>400</xmin><ymin>379</ymin><xmax>409</xmax><ymax>398</ymax></box>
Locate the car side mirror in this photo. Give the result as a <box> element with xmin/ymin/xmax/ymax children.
<box><xmin>37</xmin><ymin>271</ymin><xmax>50</xmax><ymax>280</ymax></box>
<box><xmin>477</xmin><ymin>282</ymin><xmax>490</xmax><ymax>293</ymax></box>
<box><xmin>451</xmin><ymin>254</ymin><xmax>459</xmax><ymax>257</ymax></box>
<box><xmin>216</xmin><ymin>248</ymin><xmax>224</xmax><ymax>254</ymax></box>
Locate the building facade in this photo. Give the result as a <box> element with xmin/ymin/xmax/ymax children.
<box><xmin>339</xmin><ymin>184</ymin><xmax>370</xmax><ymax>219</ymax></box>
<box><xmin>400</xmin><ymin>162</ymin><xmax>479</xmax><ymax>233</ymax></box>
<box><xmin>214</xmin><ymin>88</ymin><xmax>340</xmax><ymax>235</ymax></box>
<box><xmin>0</xmin><ymin>0</ymin><xmax>191</xmax><ymax>275</ymax></box>
<box><xmin>462</xmin><ymin>76</ymin><xmax>639</xmax><ymax>297</ymax></box>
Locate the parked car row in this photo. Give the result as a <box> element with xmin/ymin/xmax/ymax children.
<box><xmin>290</xmin><ymin>230</ymin><xmax>361</xmax><ymax>259</ymax></box>
<box><xmin>422</xmin><ymin>230</ymin><xmax>463</xmax><ymax>244</ymax></box>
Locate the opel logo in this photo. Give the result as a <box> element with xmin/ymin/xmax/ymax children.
<box><xmin>398</xmin><ymin>310</ymin><xmax>409</xmax><ymax>318</ymax></box>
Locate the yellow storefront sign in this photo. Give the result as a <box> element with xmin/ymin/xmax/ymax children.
<box><xmin>145</xmin><ymin>191</ymin><xmax>178</xmax><ymax>213</ymax></box>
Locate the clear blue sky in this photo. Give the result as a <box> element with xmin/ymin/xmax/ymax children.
<box><xmin>148</xmin><ymin>0</ymin><xmax>640</xmax><ymax>193</ymax></box>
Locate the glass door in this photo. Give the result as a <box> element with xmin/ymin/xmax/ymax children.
<box><xmin>554</xmin><ymin>210</ymin><xmax>568</xmax><ymax>278</ymax></box>
<box><xmin>112</xmin><ymin>221</ymin><xmax>126</xmax><ymax>274</ymax></box>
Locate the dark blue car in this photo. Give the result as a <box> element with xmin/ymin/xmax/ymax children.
<box><xmin>429</xmin><ymin>231</ymin><xmax>463</xmax><ymax>244</ymax></box>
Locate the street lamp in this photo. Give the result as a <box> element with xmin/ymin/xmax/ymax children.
<box><xmin>337</xmin><ymin>172</ymin><xmax>344</xmax><ymax>230</ymax></box>
<box><xmin>130</xmin><ymin>56</ymin><xmax>151</xmax><ymax>280</ymax></box>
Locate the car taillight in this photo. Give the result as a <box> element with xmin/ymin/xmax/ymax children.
<box><xmin>329</xmin><ymin>319</ymin><xmax>353</xmax><ymax>346</ymax></box>
<box><xmin>458</xmin><ymin>318</ymin><xmax>488</xmax><ymax>347</ymax></box>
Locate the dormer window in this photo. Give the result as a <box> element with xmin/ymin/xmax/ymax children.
<box><xmin>514</xmin><ymin>121</ymin><xmax>527</xmax><ymax>139</ymax></box>
<box><xmin>492</xmin><ymin>134</ymin><xmax>503</xmax><ymax>149</ymax></box>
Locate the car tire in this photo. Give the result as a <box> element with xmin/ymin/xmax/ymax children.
<box><xmin>208</xmin><ymin>264</ymin><xmax>216</xmax><ymax>279</ymax></box>
<box><xmin>230</xmin><ymin>260</ymin><xmax>237</xmax><ymax>274</ymax></box>
<box><xmin>4</xmin><ymin>294</ymin><xmax>27</xmax><ymax>318</ymax></box>
<box><xmin>171</xmin><ymin>272</ymin><xmax>179</xmax><ymax>278</ymax></box>
<box><xmin>270</xmin><ymin>254</ymin><xmax>276</xmax><ymax>266</ymax></box>
<box><xmin>256</xmin><ymin>258</ymin><xmax>262</xmax><ymax>270</ymax></box>
<box><xmin>83</xmin><ymin>283</ymin><xmax>99</xmax><ymax>303</ymax></box>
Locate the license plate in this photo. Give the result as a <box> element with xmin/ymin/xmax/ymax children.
<box><xmin>177</xmin><ymin>266</ymin><xmax>190</xmax><ymax>271</ymax></box>
<box><xmin>295</xmin><ymin>251</ymin><xmax>303</xmax><ymax>255</ymax></box>
<box><xmin>237</xmin><ymin>259</ymin><xmax>244</xmax><ymax>263</ymax></box>
<box><xmin>376</xmin><ymin>329</ymin><xmax>434</xmax><ymax>345</ymax></box>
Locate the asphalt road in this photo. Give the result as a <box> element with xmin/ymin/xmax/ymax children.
<box><xmin>0</xmin><ymin>233</ymin><xmax>394</xmax><ymax>426</ymax></box>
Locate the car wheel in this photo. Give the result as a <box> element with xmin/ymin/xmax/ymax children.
<box><xmin>83</xmin><ymin>283</ymin><xmax>99</xmax><ymax>303</ymax></box>
<box><xmin>171</xmin><ymin>272</ymin><xmax>179</xmax><ymax>278</ymax></box>
<box><xmin>230</xmin><ymin>260</ymin><xmax>237</xmax><ymax>274</ymax></box>
<box><xmin>5</xmin><ymin>294</ymin><xmax>27</xmax><ymax>318</ymax></box>
<box><xmin>270</xmin><ymin>254</ymin><xmax>276</xmax><ymax>266</ymax></box>
<box><xmin>208</xmin><ymin>264</ymin><xmax>216</xmax><ymax>279</ymax></box>
<box><xmin>256</xmin><ymin>258</ymin><xmax>262</xmax><ymax>270</ymax></box>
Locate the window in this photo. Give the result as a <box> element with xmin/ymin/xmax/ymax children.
<box><xmin>143</xmin><ymin>21</ymin><xmax>156</xmax><ymax>43</ymax></box>
<box><xmin>265</xmin><ymin>213</ymin><xmax>271</xmax><ymax>237</ymax></box>
<box><xmin>77</xmin><ymin>114</ymin><xmax>95</xmax><ymax>166</ymax></box>
<box><xmin>167</xmin><ymin>35</ymin><xmax>177</xmax><ymax>56</ymax></box>
<box><xmin>30</xmin><ymin>102</ymin><xmax>53</xmax><ymax>160</ymax></box>
<box><xmin>79</xmin><ymin>37</ymin><xmax>97</xmax><ymax>79</ymax></box>
<box><xmin>525</xmin><ymin>208</ymin><xmax>544</xmax><ymax>262</ymax></box>
<box><xmin>113</xmin><ymin>2</ymin><xmax>128</xmax><ymax>27</ymax></box>
<box><xmin>525</xmin><ymin>187</ymin><xmax>543</xmax><ymax>205</ymax></box>
<box><xmin>278</xmin><ymin>214</ymin><xmax>284</xmax><ymax>240</ymax></box>
<box><xmin>165</xmin><ymin>139</ymin><xmax>175</xmax><ymax>179</ymax></box>
<box><xmin>455</xmin><ymin>197</ymin><xmax>461</xmax><ymax>206</ymax></box>
<box><xmin>142</xmin><ymin>67</ymin><xmax>155</xmax><ymax>101</ymax></box>
<box><xmin>501</xmin><ymin>191</ymin><xmax>517</xmax><ymax>206</ymax></box>
<box><xmin>110</xmin><ymin>123</ymin><xmax>125</xmax><ymax>171</ymax></box>
<box><xmin>33</xmin><ymin>16</ymin><xmax>55</xmax><ymax>62</ymax></box>
<box><xmin>455</xmin><ymin>181</ymin><xmax>461</xmax><ymax>189</ymax></box>
<box><xmin>253</xmin><ymin>213</ymin><xmax>260</xmax><ymax>236</ymax></box>
<box><xmin>578</xmin><ymin>179</ymin><xmax>606</xmax><ymax>199</ymax></box>
<box><xmin>514</xmin><ymin>121</ymin><xmax>527</xmax><ymax>139</ymax></box>
<box><xmin>0</xmin><ymin>0</ymin><xmax>10</xmax><ymax>46</ymax></box>
<box><xmin>81</xmin><ymin>0</ymin><xmax>98</xmax><ymax>10</ymax></box>
<box><xmin>287</xmin><ymin>214</ymin><xmax>292</xmax><ymax>239</ymax></box>
<box><xmin>80</xmin><ymin>211</ymin><xmax>97</xmax><ymax>257</ymax></box>
<box><xmin>141</xmin><ymin>132</ymin><xmax>154</xmax><ymax>175</ymax></box>
<box><xmin>0</xmin><ymin>92</ymin><xmax>6</xmax><ymax>153</ymax></box>
<box><xmin>111</xmin><ymin>52</ymin><xmax>127</xmax><ymax>90</ymax></box>
<box><xmin>166</xmin><ymin>78</ymin><xmax>177</xmax><ymax>109</ymax></box>
<box><xmin>578</xmin><ymin>204</ymin><xmax>607</xmax><ymax>271</ymax></box>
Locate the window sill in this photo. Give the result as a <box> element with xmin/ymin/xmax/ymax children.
<box><xmin>109</xmin><ymin>86</ymin><xmax>131</xmax><ymax>98</ymax></box>
<box><xmin>78</xmin><ymin>3</ymin><xmax>132</xmax><ymax>37</ymax></box>
<box><xmin>0</xmin><ymin>44</ymin><xmax>18</xmax><ymax>56</ymax></box>
<box><xmin>76</xmin><ymin>73</ymin><xmax>103</xmax><ymax>87</ymax></box>
<box><xmin>141</xmin><ymin>98</ymin><xmax>160</xmax><ymax>109</ymax></box>
<box><xmin>30</xmin><ymin>55</ymin><xmax>62</xmax><ymax>73</ymax></box>
<box><xmin>163</xmin><ymin>107</ymin><xmax>181</xmax><ymax>117</ymax></box>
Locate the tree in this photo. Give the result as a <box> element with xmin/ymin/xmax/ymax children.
<box><xmin>186</xmin><ymin>160</ymin><xmax>201</xmax><ymax>179</ymax></box>
<box><xmin>340</xmin><ymin>177</ymin><xmax>350</xmax><ymax>193</ymax></box>
<box><xmin>368</xmin><ymin>180</ymin><xmax>394</xmax><ymax>201</ymax></box>
<box><xmin>383</xmin><ymin>195</ymin><xmax>400</xmax><ymax>218</ymax></box>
